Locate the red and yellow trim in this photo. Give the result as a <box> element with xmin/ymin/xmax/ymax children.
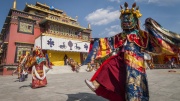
<box><xmin>124</xmin><ymin>50</ymin><xmax>145</xmax><ymax>73</ymax></box>
<box><xmin>127</xmin><ymin>31</ymin><xmax>149</xmax><ymax>48</ymax></box>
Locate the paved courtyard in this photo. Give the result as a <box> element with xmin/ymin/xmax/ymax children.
<box><xmin>0</xmin><ymin>69</ymin><xmax>180</xmax><ymax>101</ymax></box>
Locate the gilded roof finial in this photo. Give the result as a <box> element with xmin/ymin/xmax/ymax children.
<box><xmin>75</xmin><ymin>16</ymin><xmax>78</xmax><ymax>21</ymax></box>
<box><xmin>12</xmin><ymin>0</ymin><xmax>17</xmax><ymax>9</ymax></box>
<box><xmin>88</xmin><ymin>23</ymin><xmax>91</xmax><ymax>29</ymax></box>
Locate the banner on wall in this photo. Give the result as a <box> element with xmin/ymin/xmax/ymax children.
<box><xmin>34</xmin><ymin>36</ymin><xmax>90</xmax><ymax>52</ymax></box>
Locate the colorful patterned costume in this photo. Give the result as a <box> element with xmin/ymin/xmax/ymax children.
<box><xmin>29</xmin><ymin>47</ymin><xmax>52</xmax><ymax>89</ymax></box>
<box><xmin>17</xmin><ymin>53</ymin><xmax>29</xmax><ymax>81</ymax></box>
<box><xmin>85</xmin><ymin>2</ymin><xmax>180</xmax><ymax>101</ymax></box>
<box><xmin>17</xmin><ymin>55</ymin><xmax>25</xmax><ymax>79</ymax></box>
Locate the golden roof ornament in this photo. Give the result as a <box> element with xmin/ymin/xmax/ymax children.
<box><xmin>12</xmin><ymin>0</ymin><xmax>17</xmax><ymax>9</ymax></box>
<box><xmin>88</xmin><ymin>23</ymin><xmax>91</xmax><ymax>29</ymax></box>
<box><xmin>120</xmin><ymin>2</ymin><xmax>142</xmax><ymax>19</ymax></box>
<box><xmin>75</xmin><ymin>16</ymin><xmax>78</xmax><ymax>21</ymax></box>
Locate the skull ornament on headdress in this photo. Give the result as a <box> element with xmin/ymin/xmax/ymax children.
<box><xmin>120</xmin><ymin>2</ymin><xmax>142</xmax><ymax>30</ymax></box>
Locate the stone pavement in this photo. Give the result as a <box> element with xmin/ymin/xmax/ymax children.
<box><xmin>0</xmin><ymin>69</ymin><xmax>180</xmax><ymax>101</ymax></box>
<box><xmin>47</xmin><ymin>65</ymin><xmax>88</xmax><ymax>74</ymax></box>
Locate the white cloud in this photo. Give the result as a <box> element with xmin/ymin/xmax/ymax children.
<box><xmin>85</xmin><ymin>7</ymin><xmax>120</xmax><ymax>26</ymax></box>
<box><xmin>99</xmin><ymin>25</ymin><xmax>122</xmax><ymax>37</ymax></box>
<box><xmin>108</xmin><ymin>0</ymin><xmax>121</xmax><ymax>3</ymax></box>
<box><xmin>135</xmin><ymin>0</ymin><xmax>180</xmax><ymax>6</ymax></box>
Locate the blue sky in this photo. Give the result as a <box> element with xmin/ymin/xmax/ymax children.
<box><xmin>0</xmin><ymin>0</ymin><xmax>180</xmax><ymax>38</ymax></box>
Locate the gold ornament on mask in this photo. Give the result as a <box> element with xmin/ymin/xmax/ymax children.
<box><xmin>120</xmin><ymin>2</ymin><xmax>142</xmax><ymax>19</ymax></box>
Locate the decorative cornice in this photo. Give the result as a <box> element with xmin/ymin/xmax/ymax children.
<box><xmin>25</xmin><ymin>4</ymin><xmax>76</xmax><ymax>21</ymax></box>
<box><xmin>11</xmin><ymin>16</ymin><xmax>18</xmax><ymax>19</ymax></box>
<box><xmin>1</xmin><ymin>9</ymin><xmax>43</xmax><ymax>35</ymax></box>
<box><xmin>83</xmin><ymin>29</ymin><xmax>92</xmax><ymax>33</ymax></box>
<box><xmin>36</xmin><ymin>2</ymin><xmax>50</xmax><ymax>9</ymax></box>
<box><xmin>36</xmin><ymin>2</ymin><xmax>64</xmax><ymax>14</ymax></box>
<box><xmin>18</xmin><ymin>16</ymin><xmax>36</xmax><ymax>22</ymax></box>
<box><xmin>10</xmin><ymin>22</ymin><xmax>18</xmax><ymax>25</ymax></box>
<box><xmin>15</xmin><ymin>41</ymin><xmax>34</xmax><ymax>45</ymax></box>
<box><xmin>27</xmin><ymin>4</ymin><xmax>61</xmax><ymax>16</ymax></box>
<box><xmin>40</xmin><ymin>17</ymin><xmax>86</xmax><ymax>29</ymax></box>
<box><xmin>11</xmin><ymin>9</ymin><xmax>43</xmax><ymax>19</ymax></box>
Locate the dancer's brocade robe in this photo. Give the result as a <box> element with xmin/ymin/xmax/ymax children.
<box><xmin>17</xmin><ymin>55</ymin><xmax>26</xmax><ymax>78</ymax></box>
<box><xmin>125</xmin><ymin>31</ymin><xmax>149</xmax><ymax>100</ymax></box>
<box><xmin>89</xmin><ymin>27</ymin><xmax>180</xmax><ymax>101</ymax></box>
<box><xmin>31</xmin><ymin>57</ymin><xmax>48</xmax><ymax>89</ymax></box>
<box><xmin>91</xmin><ymin>30</ymin><xmax>150</xmax><ymax>100</ymax></box>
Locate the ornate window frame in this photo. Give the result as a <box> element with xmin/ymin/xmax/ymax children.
<box><xmin>18</xmin><ymin>17</ymin><xmax>35</xmax><ymax>34</ymax></box>
<box><xmin>14</xmin><ymin>42</ymin><xmax>34</xmax><ymax>63</ymax></box>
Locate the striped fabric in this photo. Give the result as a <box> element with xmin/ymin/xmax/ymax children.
<box><xmin>83</xmin><ymin>38</ymin><xmax>99</xmax><ymax>65</ymax></box>
<box><xmin>148</xmin><ymin>30</ymin><xmax>179</xmax><ymax>54</ymax></box>
<box><xmin>96</xmin><ymin>38</ymin><xmax>111</xmax><ymax>59</ymax></box>
<box><xmin>82</xmin><ymin>34</ymin><xmax>127</xmax><ymax>65</ymax></box>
